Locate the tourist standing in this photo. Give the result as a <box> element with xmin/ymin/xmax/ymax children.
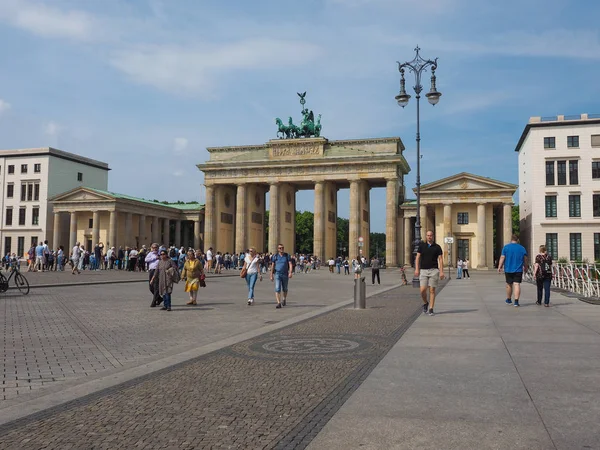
<box><xmin>270</xmin><ymin>244</ymin><xmax>293</xmax><ymax>309</ymax></box>
<box><xmin>343</xmin><ymin>257</ymin><xmax>350</xmax><ymax>275</ymax></box>
<box><xmin>352</xmin><ymin>256</ymin><xmax>362</xmax><ymax>279</ymax></box>
<box><xmin>34</xmin><ymin>241</ymin><xmax>44</xmax><ymax>272</ymax></box>
<box><xmin>242</xmin><ymin>247</ymin><xmax>261</xmax><ymax>305</ymax></box>
<box><xmin>181</xmin><ymin>250</ymin><xmax>203</xmax><ymax>305</ymax></box>
<box><xmin>415</xmin><ymin>230</ymin><xmax>445</xmax><ymax>316</ymax></box>
<box><xmin>71</xmin><ymin>242</ymin><xmax>82</xmax><ymax>274</ymax></box>
<box><xmin>205</xmin><ymin>247</ymin><xmax>213</xmax><ymax>273</ymax></box>
<box><xmin>57</xmin><ymin>246</ymin><xmax>65</xmax><ymax>271</ymax></box>
<box><xmin>534</xmin><ymin>245</ymin><xmax>553</xmax><ymax>307</ymax></box>
<box><xmin>497</xmin><ymin>234</ymin><xmax>528</xmax><ymax>307</ymax></box>
<box><xmin>150</xmin><ymin>249</ymin><xmax>178</xmax><ymax>312</ymax></box>
<box><xmin>463</xmin><ymin>259</ymin><xmax>470</xmax><ymax>279</ymax></box>
<box><xmin>328</xmin><ymin>257</ymin><xmax>335</xmax><ymax>273</ymax></box>
<box><xmin>146</xmin><ymin>243</ymin><xmax>162</xmax><ymax>307</ymax></box>
<box><xmin>456</xmin><ymin>258</ymin><xmax>463</xmax><ymax>279</ymax></box>
<box><xmin>371</xmin><ymin>256</ymin><xmax>381</xmax><ymax>285</ymax></box>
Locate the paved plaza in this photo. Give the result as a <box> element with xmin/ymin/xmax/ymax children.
<box><xmin>0</xmin><ymin>269</ymin><xmax>598</xmax><ymax>449</ymax></box>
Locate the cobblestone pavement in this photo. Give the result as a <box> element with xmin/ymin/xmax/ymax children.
<box><xmin>0</xmin><ymin>273</ymin><xmax>440</xmax><ymax>449</ymax></box>
<box><xmin>0</xmin><ymin>269</ymin><xmax>399</xmax><ymax>404</ymax></box>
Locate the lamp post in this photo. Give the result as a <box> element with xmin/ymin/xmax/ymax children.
<box><xmin>395</xmin><ymin>46</ymin><xmax>441</xmax><ymax>283</ymax></box>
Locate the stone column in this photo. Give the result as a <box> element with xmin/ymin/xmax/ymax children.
<box><xmin>235</xmin><ymin>184</ymin><xmax>247</xmax><ymax>253</ymax></box>
<box><xmin>152</xmin><ymin>216</ymin><xmax>159</xmax><ymax>244</ymax></box>
<box><xmin>109</xmin><ymin>210</ymin><xmax>117</xmax><ymax>249</ymax></box>
<box><xmin>53</xmin><ymin>212</ymin><xmax>61</xmax><ymax>249</ymax></box>
<box><xmin>477</xmin><ymin>203</ymin><xmax>486</xmax><ymax>268</ymax></box>
<box><xmin>204</xmin><ymin>185</ymin><xmax>215</xmax><ymax>252</ymax></box>
<box><xmin>139</xmin><ymin>215</ymin><xmax>146</xmax><ymax>246</ymax></box>
<box><xmin>194</xmin><ymin>220</ymin><xmax>201</xmax><ymax>250</ymax></box>
<box><xmin>385</xmin><ymin>179</ymin><xmax>398</xmax><ymax>267</ymax></box>
<box><xmin>69</xmin><ymin>211</ymin><xmax>77</xmax><ymax>250</ymax></box>
<box><xmin>404</xmin><ymin>216</ymin><xmax>412</xmax><ymax>266</ymax></box>
<box><xmin>503</xmin><ymin>203</ymin><xmax>513</xmax><ymax>245</ymax></box>
<box><xmin>443</xmin><ymin>204</ymin><xmax>452</xmax><ymax>238</ymax></box>
<box><xmin>174</xmin><ymin>220</ymin><xmax>181</xmax><ymax>247</ymax></box>
<box><xmin>268</xmin><ymin>183</ymin><xmax>280</xmax><ymax>252</ymax></box>
<box><xmin>349</xmin><ymin>180</ymin><xmax>360</xmax><ymax>258</ymax></box>
<box><xmin>419</xmin><ymin>205</ymin><xmax>428</xmax><ymax>240</ymax></box>
<box><xmin>91</xmin><ymin>211</ymin><xmax>100</xmax><ymax>248</ymax></box>
<box><xmin>313</xmin><ymin>181</ymin><xmax>325</xmax><ymax>258</ymax></box>
<box><xmin>125</xmin><ymin>212</ymin><xmax>133</xmax><ymax>247</ymax></box>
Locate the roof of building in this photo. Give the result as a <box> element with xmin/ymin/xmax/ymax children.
<box><xmin>0</xmin><ymin>147</ymin><xmax>110</xmax><ymax>170</ymax></box>
<box><xmin>84</xmin><ymin>188</ymin><xmax>204</xmax><ymax>211</ymax></box>
<box><xmin>514</xmin><ymin>114</ymin><xmax>600</xmax><ymax>152</ymax></box>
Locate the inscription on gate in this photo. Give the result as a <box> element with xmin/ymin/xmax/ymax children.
<box><xmin>269</xmin><ymin>143</ymin><xmax>323</xmax><ymax>159</ymax></box>
<box><xmin>221</xmin><ymin>212</ymin><xmax>233</xmax><ymax>224</ymax></box>
<box><xmin>251</xmin><ymin>212</ymin><xmax>263</xmax><ymax>225</ymax></box>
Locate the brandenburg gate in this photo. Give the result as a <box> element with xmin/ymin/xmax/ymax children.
<box><xmin>197</xmin><ymin>136</ymin><xmax>409</xmax><ymax>266</ymax></box>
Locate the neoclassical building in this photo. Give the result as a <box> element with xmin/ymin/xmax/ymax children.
<box><xmin>51</xmin><ymin>187</ymin><xmax>204</xmax><ymax>251</ymax></box>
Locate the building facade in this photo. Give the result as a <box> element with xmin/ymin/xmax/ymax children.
<box><xmin>0</xmin><ymin>147</ymin><xmax>109</xmax><ymax>257</ymax></box>
<box><xmin>516</xmin><ymin>114</ymin><xmax>600</xmax><ymax>262</ymax></box>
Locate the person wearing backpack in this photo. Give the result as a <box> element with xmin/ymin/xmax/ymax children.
<box><xmin>534</xmin><ymin>245</ymin><xmax>553</xmax><ymax>307</ymax></box>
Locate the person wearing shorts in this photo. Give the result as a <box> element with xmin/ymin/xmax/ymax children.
<box><xmin>497</xmin><ymin>234</ymin><xmax>528</xmax><ymax>307</ymax></box>
<box><xmin>270</xmin><ymin>244</ymin><xmax>293</xmax><ymax>309</ymax></box>
<box><xmin>415</xmin><ymin>230</ymin><xmax>445</xmax><ymax>316</ymax></box>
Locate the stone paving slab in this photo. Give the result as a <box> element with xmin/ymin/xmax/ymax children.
<box><xmin>308</xmin><ymin>273</ymin><xmax>600</xmax><ymax>450</ymax></box>
<box><xmin>0</xmin><ymin>272</ymin><xmax>436</xmax><ymax>449</ymax></box>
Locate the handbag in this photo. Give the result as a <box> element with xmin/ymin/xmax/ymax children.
<box><xmin>240</xmin><ymin>267</ymin><xmax>247</xmax><ymax>278</ymax></box>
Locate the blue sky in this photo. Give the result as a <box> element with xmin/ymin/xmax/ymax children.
<box><xmin>1</xmin><ymin>0</ymin><xmax>599</xmax><ymax>232</ymax></box>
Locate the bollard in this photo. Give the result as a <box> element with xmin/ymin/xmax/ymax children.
<box><xmin>354</xmin><ymin>277</ymin><xmax>366</xmax><ymax>309</ymax></box>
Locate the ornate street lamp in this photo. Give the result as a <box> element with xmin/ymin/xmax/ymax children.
<box><xmin>395</xmin><ymin>46</ymin><xmax>441</xmax><ymax>281</ymax></box>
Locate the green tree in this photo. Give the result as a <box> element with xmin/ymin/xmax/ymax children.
<box><xmin>337</xmin><ymin>217</ymin><xmax>349</xmax><ymax>256</ymax></box>
<box><xmin>369</xmin><ymin>232</ymin><xmax>386</xmax><ymax>259</ymax></box>
<box><xmin>295</xmin><ymin>211</ymin><xmax>314</xmax><ymax>253</ymax></box>
<box><xmin>512</xmin><ymin>205</ymin><xmax>519</xmax><ymax>236</ymax></box>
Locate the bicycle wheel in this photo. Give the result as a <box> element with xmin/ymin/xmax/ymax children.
<box><xmin>15</xmin><ymin>273</ymin><xmax>30</xmax><ymax>295</ymax></box>
<box><xmin>0</xmin><ymin>274</ymin><xmax>8</xmax><ymax>293</ymax></box>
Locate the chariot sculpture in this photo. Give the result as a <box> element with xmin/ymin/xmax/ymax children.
<box><xmin>275</xmin><ymin>92</ymin><xmax>322</xmax><ymax>139</ymax></box>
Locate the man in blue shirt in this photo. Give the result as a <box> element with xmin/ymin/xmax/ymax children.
<box><xmin>270</xmin><ymin>244</ymin><xmax>293</xmax><ymax>309</ymax></box>
<box><xmin>34</xmin><ymin>242</ymin><xmax>45</xmax><ymax>272</ymax></box>
<box><xmin>498</xmin><ymin>234</ymin><xmax>529</xmax><ymax>307</ymax></box>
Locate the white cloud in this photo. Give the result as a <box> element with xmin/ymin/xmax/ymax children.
<box><xmin>109</xmin><ymin>38</ymin><xmax>322</xmax><ymax>95</ymax></box>
<box><xmin>0</xmin><ymin>99</ymin><xmax>11</xmax><ymax>114</ymax></box>
<box><xmin>172</xmin><ymin>170</ymin><xmax>185</xmax><ymax>177</ymax></box>
<box><xmin>44</xmin><ymin>121</ymin><xmax>62</xmax><ymax>136</ymax></box>
<box><xmin>173</xmin><ymin>137</ymin><xmax>188</xmax><ymax>153</ymax></box>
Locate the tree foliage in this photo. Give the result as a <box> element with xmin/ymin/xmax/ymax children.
<box><xmin>295</xmin><ymin>211</ymin><xmax>314</xmax><ymax>253</ymax></box>
<box><xmin>369</xmin><ymin>232</ymin><xmax>386</xmax><ymax>258</ymax></box>
<box><xmin>512</xmin><ymin>205</ymin><xmax>519</xmax><ymax>236</ymax></box>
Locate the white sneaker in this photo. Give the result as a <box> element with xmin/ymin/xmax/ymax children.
<box><xmin>247</xmin><ymin>299</ymin><xmax>254</xmax><ymax>306</ymax></box>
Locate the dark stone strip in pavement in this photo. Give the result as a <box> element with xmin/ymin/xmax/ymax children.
<box><xmin>0</xmin><ymin>280</ymin><xmax>446</xmax><ymax>449</ymax></box>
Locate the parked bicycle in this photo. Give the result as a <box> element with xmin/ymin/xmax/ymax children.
<box><xmin>0</xmin><ymin>263</ymin><xmax>30</xmax><ymax>295</ymax></box>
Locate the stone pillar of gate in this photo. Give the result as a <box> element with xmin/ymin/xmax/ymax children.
<box><xmin>313</xmin><ymin>181</ymin><xmax>325</xmax><ymax>259</ymax></box>
<box><xmin>53</xmin><ymin>212</ymin><xmax>61</xmax><ymax>249</ymax></box>
<box><xmin>215</xmin><ymin>185</ymin><xmax>236</xmax><ymax>252</ymax></box>
<box><xmin>404</xmin><ymin>216</ymin><xmax>412</xmax><ymax>266</ymax></box>
<box><xmin>323</xmin><ymin>181</ymin><xmax>337</xmax><ymax>260</ymax></box>
<box><xmin>385</xmin><ymin>178</ymin><xmax>398</xmax><ymax>267</ymax></box>
<box><xmin>124</xmin><ymin>212</ymin><xmax>133</xmax><ymax>248</ymax></box>
<box><xmin>443</xmin><ymin>204</ymin><xmax>453</xmax><ymax>265</ymax></box>
<box><xmin>245</xmin><ymin>185</ymin><xmax>266</xmax><ymax>252</ymax></box>
<box><xmin>358</xmin><ymin>181</ymin><xmax>371</xmax><ymax>260</ymax></box>
<box><xmin>139</xmin><ymin>215</ymin><xmax>146</xmax><ymax>247</ymax></box>
<box><xmin>503</xmin><ymin>203</ymin><xmax>512</xmax><ymax>245</ymax></box>
<box><xmin>69</xmin><ymin>211</ymin><xmax>77</xmax><ymax>250</ymax></box>
<box><xmin>279</xmin><ymin>183</ymin><xmax>296</xmax><ymax>255</ymax></box>
<box><xmin>268</xmin><ymin>183</ymin><xmax>280</xmax><ymax>253</ymax></box>
<box><xmin>235</xmin><ymin>183</ymin><xmax>247</xmax><ymax>253</ymax></box>
<box><xmin>477</xmin><ymin>203</ymin><xmax>486</xmax><ymax>269</ymax></box>
<box><xmin>109</xmin><ymin>211</ymin><xmax>117</xmax><ymax>249</ymax></box>
<box><xmin>204</xmin><ymin>185</ymin><xmax>215</xmax><ymax>252</ymax></box>
<box><xmin>349</xmin><ymin>180</ymin><xmax>361</xmax><ymax>259</ymax></box>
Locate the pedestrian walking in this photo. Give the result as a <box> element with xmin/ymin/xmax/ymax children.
<box><xmin>534</xmin><ymin>245</ymin><xmax>553</xmax><ymax>307</ymax></box>
<box><xmin>343</xmin><ymin>258</ymin><xmax>350</xmax><ymax>275</ymax></box>
<box><xmin>146</xmin><ymin>243</ymin><xmax>162</xmax><ymax>307</ymax></box>
<box><xmin>150</xmin><ymin>249</ymin><xmax>178</xmax><ymax>312</ymax></box>
<box><xmin>371</xmin><ymin>256</ymin><xmax>381</xmax><ymax>285</ymax></box>
<box><xmin>415</xmin><ymin>230</ymin><xmax>445</xmax><ymax>316</ymax></box>
<box><xmin>352</xmin><ymin>256</ymin><xmax>363</xmax><ymax>279</ymax></box>
<box><xmin>497</xmin><ymin>234</ymin><xmax>528</xmax><ymax>307</ymax></box>
<box><xmin>463</xmin><ymin>259</ymin><xmax>470</xmax><ymax>279</ymax></box>
<box><xmin>270</xmin><ymin>244</ymin><xmax>293</xmax><ymax>309</ymax></box>
<box><xmin>242</xmin><ymin>247</ymin><xmax>261</xmax><ymax>305</ymax></box>
<box><xmin>71</xmin><ymin>242</ymin><xmax>81</xmax><ymax>274</ymax></box>
<box><xmin>181</xmin><ymin>250</ymin><xmax>203</xmax><ymax>305</ymax></box>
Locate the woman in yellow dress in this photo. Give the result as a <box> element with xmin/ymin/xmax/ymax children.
<box><xmin>181</xmin><ymin>250</ymin><xmax>203</xmax><ymax>305</ymax></box>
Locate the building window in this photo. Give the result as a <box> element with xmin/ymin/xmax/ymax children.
<box><xmin>31</xmin><ymin>236</ymin><xmax>38</xmax><ymax>247</ymax></box>
<box><xmin>568</xmin><ymin>195</ymin><xmax>581</xmax><ymax>217</ymax></box>
<box><xmin>569</xmin><ymin>160</ymin><xmax>579</xmax><ymax>185</ymax></box>
<box><xmin>543</xmin><ymin>137</ymin><xmax>555</xmax><ymax>149</ymax></box>
<box><xmin>21</xmin><ymin>164</ymin><xmax>27</xmax><ymax>174</ymax></box>
<box><xmin>77</xmin><ymin>172</ymin><xmax>83</xmax><ymax>182</ymax></box>
<box><xmin>557</xmin><ymin>160</ymin><xmax>567</xmax><ymax>185</ymax></box>
<box><xmin>567</xmin><ymin>136</ymin><xmax>579</xmax><ymax>148</ymax></box>
<box><xmin>546</xmin><ymin>233</ymin><xmax>558</xmax><ymax>260</ymax></box>
<box><xmin>4</xmin><ymin>237</ymin><xmax>11</xmax><ymax>255</ymax></box>
<box><xmin>593</xmin><ymin>162</ymin><xmax>600</xmax><ymax>179</ymax></box>
<box><xmin>6</xmin><ymin>184</ymin><xmax>14</xmax><ymax>198</ymax></box>
<box><xmin>18</xmin><ymin>207</ymin><xmax>26</xmax><ymax>226</ymax></box>
<box><xmin>88</xmin><ymin>218</ymin><xmax>93</xmax><ymax>228</ymax></box>
<box><xmin>594</xmin><ymin>194</ymin><xmax>600</xmax><ymax>217</ymax></box>
<box><xmin>34</xmin><ymin>183</ymin><xmax>40</xmax><ymax>201</ymax></box>
<box><xmin>5</xmin><ymin>208</ymin><xmax>12</xmax><ymax>226</ymax></box>
<box><xmin>545</xmin><ymin>161</ymin><xmax>555</xmax><ymax>186</ymax></box>
<box><xmin>545</xmin><ymin>196</ymin><xmax>557</xmax><ymax>218</ymax></box>
<box><xmin>569</xmin><ymin>233</ymin><xmax>582</xmax><ymax>261</ymax></box>
<box><xmin>7</xmin><ymin>165</ymin><xmax>14</xmax><ymax>174</ymax></box>
<box><xmin>32</xmin><ymin>207</ymin><xmax>39</xmax><ymax>226</ymax></box>
<box><xmin>592</xmin><ymin>135</ymin><xmax>600</xmax><ymax>148</ymax></box>
<box><xmin>20</xmin><ymin>184</ymin><xmax>26</xmax><ymax>201</ymax></box>
<box><xmin>27</xmin><ymin>184</ymin><xmax>32</xmax><ymax>201</ymax></box>
<box><xmin>17</xmin><ymin>237</ymin><xmax>24</xmax><ymax>258</ymax></box>
<box><xmin>457</xmin><ymin>212</ymin><xmax>469</xmax><ymax>224</ymax></box>
<box><xmin>34</xmin><ymin>163</ymin><xmax>41</xmax><ymax>173</ymax></box>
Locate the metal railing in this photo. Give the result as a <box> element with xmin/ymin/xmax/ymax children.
<box><xmin>523</xmin><ymin>263</ymin><xmax>600</xmax><ymax>299</ymax></box>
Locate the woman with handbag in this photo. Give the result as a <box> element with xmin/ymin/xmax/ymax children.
<box><xmin>241</xmin><ymin>247</ymin><xmax>261</xmax><ymax>305</ymax></box>
<box><xmin>150</xmin><ymin>249</ymin><xmax>178</xmax><ymax>312</ymax></box>
<box><xmin>181</xmin><ymin>250</ymin><xmax>203</xmax><ymax>305</ymax></box>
